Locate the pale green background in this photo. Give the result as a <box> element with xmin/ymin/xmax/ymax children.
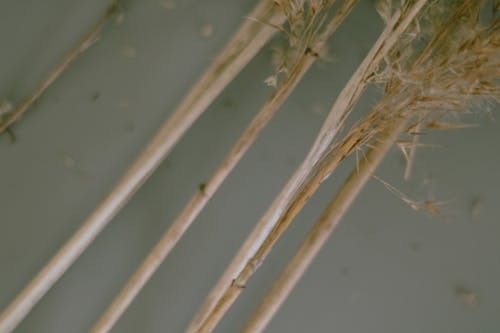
<box><xmin>0</xmin><ymin>1</ymin><xmax>499</xmax><ymax>332</ymax></box>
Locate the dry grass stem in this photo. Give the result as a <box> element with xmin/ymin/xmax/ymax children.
<box><xmin>243</xmin><ymin>1</ymin><xmax>499</xmax><ymax>329</ymax></box>
<box><xmin>0</xmin><ymin>2</ymin><xmax>120</xmax><ymax>134</ymax></box>
<box><xmin>187</xmin><ymin>1</ymin><xmax>429</xmax><ymax>332</ymax></box>
<box><xmin>403</xmin><ymin>121</ymin><xmax>421</xmax><ymax>180</ymax></box>
<box><xmin>0</xmin><ymin>2</ymin><xmax>283</xmax><ymax>331</ymax></box>
<box><xmin>243</xmin><ymin>116</ymin><xmax>408</xmax><ymax>333</ymax></box>
<box><xmin>1</xmin><ymin>0</ymin><xmax>497</xmax><ymax>332</ymax></box>
<box><xmin>89</xmin><ymin>1</ymin><xmax>359</xmax><ymax>332</ymax></box>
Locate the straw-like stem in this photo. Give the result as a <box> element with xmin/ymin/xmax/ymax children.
<box><xmin>0</xmin><ymin>1</ymin><xmax>120</xmax><ymax>134</ymax></box>
<box><xmin>0</xmin><ymin>2</ymin><xmax>282</xmax><ymax>331</ymax></box>
<box><xmin>187</xmin><ymin>1</ymin><xmax>428</xmax><ymax>332</ymax></box>
<box><xmin>243</xmin><ymin>116</ymin><xmax>407</xmax><ymax>333</ymax></box>
<box><xmin>89</xmin><ymin>2</ymin><xmax>360</xmax><ymax>332</ymax></box>
<box><xmin>244</xmin><ymin>1</ymin><xmax>500</xmax><ymax>329</ymax></box>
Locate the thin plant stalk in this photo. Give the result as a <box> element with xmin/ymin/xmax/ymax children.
<box><xmin>0</xmin><ymin>1</ymin><xmax>120</xmax><ymax>134</ymax></box>
<box><xmin>188</xmin><ymin>1</ymin><xmax>428</xmax><ymax>332</ymax></box>
<box><xmin>243</xmin><ymin>117</ymin><xmax>407</xmax><ymax>333</ymax></box>
<box><xmin>0</xmin><ymin>2</ymin><xmax>283</xmax><ymax>332</ymax></box>
<box><xmin>91</xmin><ymin>54</ymin><xmax>313</xmax><ymax>333</ymax></box>
<box><xmin>403</xmin><ymin>121</ymin><xmax>421</xmax><ymax>180</ymax></box>
<box><xmin>90</xmin><ymin>2</ymin><xmax>360</xmax><ymax>332</ymax></box>
<box><xmin>244</xmin><ymin>1</ymin><xmax>500</xmax><ymax>329</ymax></box>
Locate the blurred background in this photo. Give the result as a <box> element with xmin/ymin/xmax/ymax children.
<box><xmin>0</xmin><ymin>1</ymin><xmax>499</xmax><ymax>332</ymax></box>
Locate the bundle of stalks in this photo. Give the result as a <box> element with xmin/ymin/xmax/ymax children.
<box><xmin>1</xmin><ymin>0</ymin><xmax>498</xmax><ymax>332</ymax></box>
<box><xmin>242</xmin><ymin>1</ymin><xmax>500</xmax><ymax>331</ymax></box>
<box><xmin>0</xmin><ymin>1</ymin><xmax>283</xmax><ymax>331</ymax></box>
<box><xmin>90</xmin><ymin>1</ymin><xmax>360</xmax><ymax>332</ymax></box>
<box><xmin>186</xmin><ymin>1</ymin><xmax>429</xmax><ymax>332</ymax></box>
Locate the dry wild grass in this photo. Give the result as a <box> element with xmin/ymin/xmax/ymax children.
<box><xmin>90</xmin><ymin>1</ymin><xmax>359</xmax><ymax>332</ymax></box>
<box><xmin>0</xmin><ymin>1</ymin><xmax>283</xmax><ymax>332</ymax></box>
<box><xmin>0</xmin><ymin>1</ymin><xmax>121</xmax><ymax>135</ymax></box>
<box><xmin>186</xmin><ymin>1</ymin><xmax>429</xmax><ymax>332</ymax></box>
<box><xmin>242</xmin><ymin>1</ymin><xmax>500</xmax><ymax>331</ymax></box>
<box><xmin>0</xmin><ymin>0</ymin><xmax>498</xmax><ymax>332</ymax></box>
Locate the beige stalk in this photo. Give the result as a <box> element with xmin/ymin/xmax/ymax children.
<box><xmin>0</xmin><ymin>2</ymin><xmax>283</xmax><ymax>332</ymax></box>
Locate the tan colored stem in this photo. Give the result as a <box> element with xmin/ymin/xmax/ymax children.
<box><xmin>0</xmin><ymin>2</ymin><xmax>281</xmax><ymax>332</ymax></box>
<box><xmin>89</xmin><ymin>2</ymin><xmax>361</xmax><ymax>331</ymax></box>
<box><xmin>189</xmin><ymin>1</ymin><xmax>428</xmax><ymax>332</ymax></box>
<box><xmin>403</xmin><ymin>121</ymin><xmax>422</xmax><ymax>180</ymax></box>
<box><xmin>0</xmin><ymin>2</ymin><xmax>119</xmax><ymax>134</ymax></box>
<box><xmin>90</xmin><ymin>62</ymin><xmax>312</xmax><ymax>333</ymax></box>
<box><xmin>91</xmin><ymin>33</ymin><xmax>312</xmax><ymax>333</ymax></box>
<box><xmin>243</xmin><ymin>117</ymin><xmax>408</xmax><ymax>333</ymax></box>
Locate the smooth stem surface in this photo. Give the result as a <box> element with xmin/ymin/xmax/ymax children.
<box><xmin>0</xmin><ymin>2</ymin><xmax>280</xmax><ymax>332</ymax></box>
<box><xmin>0</xmin><ymin>1</ymin><xmax>119</xmax><ymax>134</ymax></box>
<box><xmin>91</xmin><ymin>2</ymin><xmax>365</xmax><ymax>331</ymax></box>
<box><xmin>188</xmin><ymin>1</ymin><xmax>427</xmax><ymax>331</ymax></box>
<box><xmin>243</xmin><ymin>118</ymin><xmax>407</xmax><ymax>333</ymax></box>
<box><xmin>90</xmin><ymin>42</ymin><xmax>314</xmax><ymax>333</ymax></box>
